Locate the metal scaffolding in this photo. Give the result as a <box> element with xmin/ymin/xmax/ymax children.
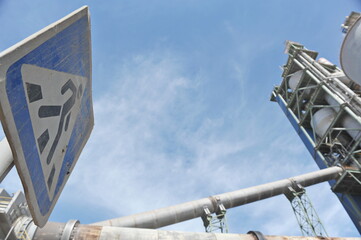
<box><xmin>285</xmin><ymin>184</ymin><xmax>328</xmax><ymax>237</ymax></box>
<box><xmin>271</xmin><ymin>41</ymin><xmax>361</xmax><ymax>233</ymax></box>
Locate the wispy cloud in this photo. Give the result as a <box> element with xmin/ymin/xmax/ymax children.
<box><xmin>49</xmin><ymin>48</ymin><xmax>355</xmax><ymax>236</ymax></box>
<box><xmin>58</xmin><ymin>50</ymin><xmax>267</xmax><ymax>226</ymax></box>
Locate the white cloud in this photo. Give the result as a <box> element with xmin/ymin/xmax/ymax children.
<box><xmin>48</xmin><ymin>49</ymin><xmax>355</xmax><ymax>237</ymax></box>
<box><xmin>0</xmin><ymin>38</ymin><xmax>357</xmax><ymax>237</ymax></box>
<box><xmin>60</xmin><ymin>50</ymin><xmax>268</xmax><ymax>227</ymax></box>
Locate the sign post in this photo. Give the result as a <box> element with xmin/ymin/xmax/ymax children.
<box><xmin>0</xmin><ymin>6</ymin><xmax>93</xmax><ymax>227</ymax></box>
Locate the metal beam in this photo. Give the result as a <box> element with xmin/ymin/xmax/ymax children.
<box><xmin>92</xmin><ymin>166</ymin><xmax>343</xmax><ymax>229</ymax></box>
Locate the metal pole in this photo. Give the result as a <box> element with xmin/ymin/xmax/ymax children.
<box><xmin>93</xmin><ymin>166</ymin><xmax>343</xmax><ymax>229</ymax></box>
<box><xmin>0</xmin><ymin>138</ymin><xmax>14</xmax><ymax>182</ymax></box>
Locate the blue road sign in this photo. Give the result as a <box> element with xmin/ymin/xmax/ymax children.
<box><xmin>0</xmin><ymin>6</ymin><xmax>93</xmax><ymax>227</ymax></box>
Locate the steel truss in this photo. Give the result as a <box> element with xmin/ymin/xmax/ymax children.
<box><xmin>285</xmin><ymin>184</ymin><xmax>328</xmax><ymax>237</ymax></box>
<box><xmin>271</xmin><ymin>41</ymin><xmax>361</xmax><ymax>233</ymax></box>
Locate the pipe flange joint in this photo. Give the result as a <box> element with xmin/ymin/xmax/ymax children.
<box><xmin>247</xmin><ymin>230</ymin><xmax>266</xmax><ymax>240</ymax></box>
<box><xmin>61</xmin><ymin>219</ymin><xmax>79</xmax><ymax>240</ymax></box>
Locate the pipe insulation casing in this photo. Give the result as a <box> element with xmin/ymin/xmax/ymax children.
<box><xmin>286</xmin><ymin>67</ymin><xmax>361</xmax><ymax>145</ymax></box>
<box><xmin>311</xmin><ymin>108</ymin><xmax>337</xmax><ymax>138</ymax></box>
<box><xmin>324</xmin><ymin>94</ymin><xmax>361</xmax><ymax>143</ymax></box>
<box><xmin>71</xmin><ymin>225</ymin><xmax>361</xmax><ymax>240</ymax></box>
<box><xmin>341</xmin><ymin>15</ymin><xmax>361</xmax><ymax>85</ymax></box>
<box><xmin>0</xmin><ymin>138</ymin><xmax>14</xmax><ymax>182</ymax></box>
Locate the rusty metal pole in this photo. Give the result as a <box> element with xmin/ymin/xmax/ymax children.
<box><xmin>93</xmin><ymin>166</ymin><xmax>343</xmax><ymax>229</ymax></box>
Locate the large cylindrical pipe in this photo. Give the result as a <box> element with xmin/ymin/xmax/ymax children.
<box><xmin>341</xmin><ymin>15</ymin><xmax>361</xmax><ymax>85</ymax></box>
<box><xmin>288</xmin><ymin>70</ymin><xmax>314</xmax><ymax>98</ymax></box>
<box><xmin>324</xmin><ymin>94</ymin><xmax>361</xmax><ymax>144</ymax></box>
<box><xmin>93</xmin><ymin>166</ymin><xmax>343</xmax><ymax>229</ymax></box>
<box><xmin>311</xmin><ymin>108</ymin><xmax>337</xmax><ymax>138</ymax></box>
<box><xmin>289</xmin><ymin>70</ymin><xmax>304</xmax><ymax>90</ymax></box>
<box><xmin>0</xmin><ymin>138</ymin><xmax>14</xmax><ymax>182</ymax></box>
<box><xmin>33</xmin><ymin>221</ymin><xmax>66</xmax><ymax>240</ymax></box>
<box><xmin>287</xmin><ymin>66</ymin><xmax>361</xmax><ymax>147</ymax></box>
<box><xmin>35</xmin><ymin>224</ymin><xmax>361</xmax><ymax>240</ymax></box>
<box><xmin>71</xmin><ymin>226</ymin><xmax>360</xmax><ymax>240</ymax></box>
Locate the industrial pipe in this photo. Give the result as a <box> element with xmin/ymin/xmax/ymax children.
<box><xmin>34</xmin><ymin>223</ymin><xmax>361</xmax><ymax>240</ymax></box>
<box><xmin>288</xmin><ymin>61</ymin><xmax>361</xmax><ymax>151</ymax></box>
<box><xmin>341</xmin><ymin>15</ymin><xmax>361</xmax><ymax>85</ymax></box>
<box><xmin>0</xmin><ymin>138</ymin><xmax>14</xmax><ymax>182</ymax></box>
<box><xmin>68</xmin><ymin>226</ymin><xmax>361</xmax><ymax>240</ymax></box>
<box><xmin>92</xmin><ymin>166</ymin><xmax>343</xmax><ymax>229</ymax></box>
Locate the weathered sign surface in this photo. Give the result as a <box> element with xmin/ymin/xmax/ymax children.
<box><xmin>0</xmin><ymin>6</ymin><xmax>93</xmax><ymax>227</ymax></box>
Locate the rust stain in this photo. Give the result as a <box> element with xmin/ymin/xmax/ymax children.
<box><xmin>73</xmin><ymin>225</ymin><xmax>102</xmax><ymax>240</ymax></box>
<box><xmin>265</xmin><ymin>236</ymin><xmax>361</xmax><ymax>240</ymax></box>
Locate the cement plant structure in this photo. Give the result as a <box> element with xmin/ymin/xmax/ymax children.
<box><xmin>0</xmin><ymin>7</ymin><xmax>360</xmax><ymax>240</ymax></box>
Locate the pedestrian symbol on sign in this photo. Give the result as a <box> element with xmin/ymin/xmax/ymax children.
<box><xmin>22</xmin><ymin>64</ymin><xmax>87</xmax><ymax>199</ymax></box>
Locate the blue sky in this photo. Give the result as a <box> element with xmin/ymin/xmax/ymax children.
<box><xmin>0</xmin><ymin>0</ymin><xmax>360</xmax><ymax>237</ymax></box>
